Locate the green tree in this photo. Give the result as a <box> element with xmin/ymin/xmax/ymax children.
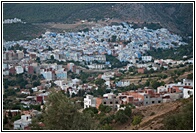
<box><xmin>111</xmin><ymin>35</ymin><xmax>117</xmax><ymax>42</ymax></box>
<box><xmin>124</xmin><ymin>106</ymin><xmax>132</xmax><ymax>117</ymax></box>
<box><xmin>33</xmin><ymin>80</ymin><xmax>41</xmax><ymax>87</ymax></box>
<box><xmin>36</xmin><ymin>57</ymin><xmax>41</xmax><ymax>63</ymax></box>
<box><xmin>115</xmin><ymin>110</ymin><xmax>129</xmax><ymax>124</ymax></box>
<box><xmin>30</xmin><ymin>105</ymin><xmax>41</xmax><ymax>111</ymax></box>
<box><xmin>98</xmin><ymin>104</ymin><xmax>112</xmax><ymax>113</ymax></box>
<box><xmin>43</xmin><ymin>90</ymin><xmax>97</xmax><ymax>130</ymax></box>
<box><xmin>50</xmin><ymin>55</ymin><xmax>54</xmax><ymax>60</ymax></box>
<box><xmin>83</xmin><ymin>107</ymin><xmax>98</xmax><ymax>115</ymax></box>
<box><xmin>100</xmin><ymin>115</ymin><xmax>114</xmax><ymax>125</ymax></box>
<box><xmin>94</xmin><ymin>79</ymin><xmax>105</xmax><ymax>87</ymax></box>
<box><xmin>11</xmin><ymin>114</ymin><xmax>21</xmax><ymax>122</ymax></box>
<box><xmin>187</xmin><ymin>73</ymin><xmax>193</xmax><ymax>80</ymax></box>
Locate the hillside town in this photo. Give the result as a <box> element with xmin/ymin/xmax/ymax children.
<box><xmin>3</xmin><ymin>22</ymin><xmax>193</xmax><ymax>130</ymax></box>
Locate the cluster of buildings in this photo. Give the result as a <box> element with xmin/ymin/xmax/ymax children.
<box><xmin>84</xmin><ymin>78</ymin><xmax>193</xmax><ymax>110</ymax></box>
<box><xmin>5</xmin><ymin>109</ymin><xmax>42</xmax><ymax>130</ymax></box>
<box><xmin>3</xmin><ymin>22</ymin><xmax>193</xmax><ymax>130</ymax></box>
<box><xmin>3</xmin><ymin>22</ymin><xmax>187</xmax><ymax>69</ymax></box>
<box><xmin>3</xmin><ymin>50</ymin><xmax>24</xmax><ymax>61</ymax></box>
<box><xmin>3</xmin><ymin>18</ymin><xmax>26</xmax><ymax>24</ymax></box>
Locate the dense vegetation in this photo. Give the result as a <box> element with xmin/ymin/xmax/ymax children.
<box><xmin>3</xmin><ymin>3</ymin><xmax>115</xmax><ymax>23</ymax></box>
<box><xmin>106</xmin><ymin>54</ymin><xmax>128</xmax><ymax>69</ymax></box>
<box><xmin>3</xmin><ymin>3</ymin><xmax>193</xmax><ymax>35</ymax></box>
<box><xmin>146</xmin><ymin>42</ymin><xmax>193</xmax><ymax>60</ymax></box>
<box><xmin>41</xmin><ymin>90</ymin><xmax>97</xmax><ymax>130</ymax></box>
<box><xmin>29</xmin><ymin>90</ymin><xmax>134</xmax><ymax>130</ymax></box>
<box><xmin>130</xmin><ymin>22</ymin><xmax>162</xmax><ymax>30</ymax></box>
<box><xmin>3</xmin><ymin>23</ymin><xmax>45</xmax><ymax>41</ymax></box>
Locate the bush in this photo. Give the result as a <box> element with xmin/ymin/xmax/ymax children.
<box><xmin>98</xmin><ymin>104</ymin><xmax>112</xmax><ymax>113</ymax></box>
<box><xmin>83</xmin><ymin>107</ymin><xmax>98</xmax><ymax>115</ymax></box>
<box><xmin>132</xmin><ymin>115</ymin><xmax>142</xmax><ymax>125</ymax></box>
<box><xmin>100</xmin><ymin>115</ymin><xmax>114</xmax><ymax>125</ymax></box>
<box><xmin>124</xmin><ymin>106</ymin><xmax>132</xmax><ymax>117</ymax></box>
<box><xmin>115</xmin><ymin>110</ymin><xmax>129</xmax><ymax>124</ymax></box>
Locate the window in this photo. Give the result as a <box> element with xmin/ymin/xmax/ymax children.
<box><xmin>110</xmin><ymin>102</ymin><xmax>113</xmax><ymax>104</ymax></box>
<box><xmin>146</xmin><ymin>102</ymin><xmax>148</xmax><ymax>104</ymax></box>
<box><xmin>146</xmin><ymin>96</ymin><xmax>148</xmax><ymax>98</ymax></box>
<box><xmin>116</xmin><ymin>101</ymin><xmax>118</xmax><ymax>104</ymax></box>
<box><xmin>152</xmin><ymin>101</ymin><xmax>154</xmax><ymax>104</ymax></box>
<box><xmin>158</xmin><ymin>101</ymin><xmax>161</xmax><ymax>103</ymax></box>
<box><xmin>104</xmin><ymin>102</ymin><xmax>106</xmax><ymax>104</ymax></box>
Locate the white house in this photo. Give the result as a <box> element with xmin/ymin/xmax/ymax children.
<box><xmin>84</xmin><ymin>95</ymin><xmax>97</xmax><ymax>109</ymax></box>
<box><xmin>88</xmin><ymin>64</ymin><xmax>105</xmax><ymax>69</ymax></box>
<box><xmin>116</xmin><ymin>80</ymin><xmax>130</xmax><ymax>87</ymax></box>
<box><xmin>15</xmin><ymin>66</ymin><xmax>24</xmax><ymax>74</ymax></box>
<box><xmin>157</xmin><ymin>86</ymin><xmax>167</xmax><ymax>93</ymax></box>
<box><xmin>31</xmin><ymin>87</ymin><xmax>38</xmax><ymax>92</ymax></box>
<box><xmin>142</xmin><ymin>56</ymin><xmax>152</xmax><ymax>62</ymax></box>
<box><xmin>183</xmin><ymin>87</ymin><xmax>193</xmax><ymax>99</ymax></box>
<box><xmin>14</xmin><ymin>115</ymin><xmax>32</xmax><ymax>130</ymax></box>
<box><xmin>3</xmin><ymin>70</ymin><xmax>9</xmax><ymax>76</ymax></box>
<box><xmin>183</xmin><ymin>79</ymin><xmax>193</xmax><ymax>87</ymax></box>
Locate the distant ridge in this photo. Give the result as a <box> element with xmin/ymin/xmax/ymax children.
<box><xmin>3</xmin><ymin>3</ymin><xmax>193</xmax><ymax>35</ymax></box>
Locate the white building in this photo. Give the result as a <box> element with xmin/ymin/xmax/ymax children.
<box><xmin>31</xmin><ymin>87</ymin><xmax>38</xmax><ymax>92</ymax></box>
<box><xmin>116</xmin><ymin>80</ymin><xmax>130</xmax><ymax>87</ymax></box>
<box><xmin>88</xmin><ymin>64</ymin><xmax>105</xmax><ymax>69</ymax></box>
<box><xmin>157</xmin><ymin>86</ymin><xmax>168</xmax><ymax>93</ymax></box>
<box><xmin>183</xmin><ymin>87</ymin><xmax>193</xmax><ymax>99</ymax></box>
<box><xmin>15</xmin><ymin>66</ymin><xmax>24</xmax><ymax>74</ymax></box>
<box><xmin>142</xmin><ymin>56</ymin><xmax>152</xmax><ymax>62</ymax></box>
<box><xmin>84</xmin><ymin>95</ymin><xmax>97</xmax><ymax>109</ymax></box>
<box><xmin>183</xmin><ymin>79</ymin><xmax>193</xmax><ymax>86</ymax></box>
<box><xmin>14</xmin><ymin>115</ymin><xmax>32</xmax><ymax>130</ymax></box>
<box><xmin>3</xmin><ymin>70</ymin><xmax>9</xmax><ymax>75</ymax></box>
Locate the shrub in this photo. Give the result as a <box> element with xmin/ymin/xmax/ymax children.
<box><xmin>132</xmin><ymin>115</ymin><xmax>142</xmax><ymax>125</ymax></box>
<box><xmin>115</xmin><ymin>110</ymin><xmax>129</xmax><ymax>124</ymax></box>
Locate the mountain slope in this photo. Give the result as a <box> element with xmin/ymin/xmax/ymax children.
<box><xmin>3</xmin><ymin>3</ymin><xmax>193</xmax><ymax>35</ymax></box>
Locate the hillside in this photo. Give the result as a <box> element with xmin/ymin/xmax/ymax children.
<box><xmin>114</xmin><ymin>97</ymin><xmax>193</xmax><ymax>130</ymax></box>
<box><xmin>3</xmin><ymin>3</ymin><xmax>193</xmax><ymax>35</ymax></box>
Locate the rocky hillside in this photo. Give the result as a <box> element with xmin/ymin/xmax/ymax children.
<box><xmin>3</xmin><ymin>3</ymin><xmax>193</xmax><ymax>35</ymax></box>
